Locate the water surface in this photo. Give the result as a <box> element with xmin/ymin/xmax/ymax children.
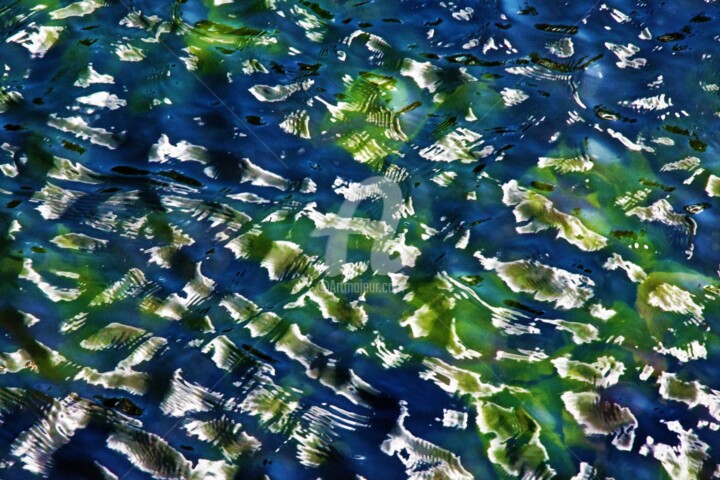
<box><xmin>1</xmin><ymin>0</ymin><xmax>720</xmax><ymax>478</ymax></box>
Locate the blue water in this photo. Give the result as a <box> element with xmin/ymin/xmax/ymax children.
<box><xmin>1</xmin><ymin>0</ymin><xmax>720</xmax><ymax>479</ymax></box>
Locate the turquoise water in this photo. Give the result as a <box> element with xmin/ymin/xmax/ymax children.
<box><xmin>1</xmin><ymin>0</ymin><xmax>720</xmax><ymax>478</ymax></box>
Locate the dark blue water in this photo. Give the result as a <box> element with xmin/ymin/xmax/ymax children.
<box><xmin>1</xmin><ymin>0</ymin><xmax>720</xmax><ymax>478</ymax></box>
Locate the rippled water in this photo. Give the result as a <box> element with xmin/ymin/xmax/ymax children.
<box><xmin>1</xmin><ymin>0</ymin><xmax>720</xmax><ymax>478</ymax></box>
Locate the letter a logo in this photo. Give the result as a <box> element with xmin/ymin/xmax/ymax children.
<box><xmin>312</xmin><ymin>176</ymin><xmax>404</xmax><ymax>277</ymax></box>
